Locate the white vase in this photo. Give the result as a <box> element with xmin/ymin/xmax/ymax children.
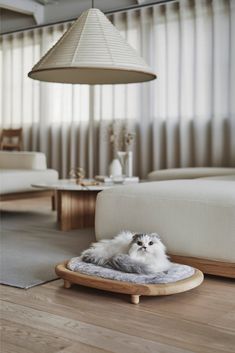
<box><xmin>117</xmin><ymin>150</ymin><xmax>133</xmax><ymax>177</ymax></box>
<box><xmin>126</xmin><ymin>151</ymin><xmax>133</xmax><ymax>177</ymax></box>
<box><xmin>109</xmin><ymin>159</ymin><xmax>122</xmax><ymax>177</ymax></box>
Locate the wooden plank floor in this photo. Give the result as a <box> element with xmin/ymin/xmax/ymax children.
<box><xmin>1</xmin><ymin>198</ymin><xmax>235</xmax><ymax>353</ymax></box>
<box><xmin>1</xmin><ymin>277</ymin><xmax>235</xmax><ymax>353</ymax></box>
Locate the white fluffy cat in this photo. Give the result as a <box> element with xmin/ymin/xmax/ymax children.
<box><xmin>80</xmin><ymin>231</ymin><xmax>171</xmax><ymax>274</ymax></box>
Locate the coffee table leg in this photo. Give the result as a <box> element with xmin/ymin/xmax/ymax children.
<box><xmin>58</xmin><ymin>190</ymin><xmax>72</xmax><ymax>231</ymax></box>
<box><xmin>58</xmin><ymin>190</ymin><xmax>99</xmax><ymax>231</ymax></box>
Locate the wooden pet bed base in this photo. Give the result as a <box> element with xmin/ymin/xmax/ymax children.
<box><xmin>55</xmin><ymin>262</ymin><xmax>204</xmax><ymax>304</ymax></box>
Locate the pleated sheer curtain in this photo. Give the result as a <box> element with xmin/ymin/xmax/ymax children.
<box><xmin>0</xmin><ymin>0</ymin><xmax>234</xmax><ymax>178</ymax></box>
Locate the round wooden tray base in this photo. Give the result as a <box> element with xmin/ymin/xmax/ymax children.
<box><xmin>55</xmin><ymin>261</ymin><xmax>204</xmax><ymax>304</ymax></box>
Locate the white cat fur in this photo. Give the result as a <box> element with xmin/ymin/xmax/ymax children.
<box><xmin>81</xmin><ymin>231</ymin><xmax>171</xmax><ymax>274</ymax></box>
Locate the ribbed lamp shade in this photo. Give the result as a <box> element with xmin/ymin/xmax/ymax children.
<box><xmin>28</xmin><ymin>8</ymin><xmax>156</xmax><ymax>84</ymax></box>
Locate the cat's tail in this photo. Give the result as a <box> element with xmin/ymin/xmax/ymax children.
<box><xmin>81</xmin><ymin>251</ymin><xmax>151</xmax><ymax>274</ymax></box>
<box><xmin>106</xmin><ymin>254</ymin><xmax>152</xmax><ymax>274</ymax></box>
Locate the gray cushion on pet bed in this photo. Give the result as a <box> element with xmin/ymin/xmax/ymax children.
<box><xmin>67</xmin><ymin>257</ymin><xmax>195</xmax><ymax>284</ymax></box>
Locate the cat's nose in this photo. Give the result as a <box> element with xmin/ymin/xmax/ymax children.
<box><xmin>142</xmin><ymin>246</ymin><xmax>147</xmax><ymax>250</ymax></box>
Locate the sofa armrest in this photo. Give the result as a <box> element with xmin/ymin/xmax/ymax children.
<box><xmin>0</xmin><ymin>151</ymin><xmax>47</xmax><ymax>170</ymax></box>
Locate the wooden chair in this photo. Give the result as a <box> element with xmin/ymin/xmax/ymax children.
<box><xmin>0</xmin><ymin>128</ymin><xmax>23</xmax><ymax>151</ymax></box>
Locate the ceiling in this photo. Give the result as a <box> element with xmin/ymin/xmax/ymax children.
<box><xmin>0</xmin><ymin>0</ymin><xmax>163</xmax><ymax>34</ymax></box>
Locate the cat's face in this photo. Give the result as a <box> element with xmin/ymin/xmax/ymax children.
<box><xmin>129</xmin><ymin>233</ymin><xmax>165</xmax><ymax>256</ymax></box>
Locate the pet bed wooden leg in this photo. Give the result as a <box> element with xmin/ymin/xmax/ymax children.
<box><xmin>64</xmin><ymin>280</ymin><xmax>71</xmax><ymax>289</ymax></box>
<box><xmin>131</xmin><ymin>295</ymin><xmax>140</xmax><ymax>304</ymax></box>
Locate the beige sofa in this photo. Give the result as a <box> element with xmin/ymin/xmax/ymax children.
<box><xmin>148</xmin><ymin>167</ymin><xmax>235</xmax><ymax>181</ymax></box>
<box><xmin>95</xmin><ymin>169</ymin><xmax>235</xmax><ymax>278</ymax></box>
<box><xmin>0</xmin><ymin>151</ymin><xmax>58</xmax><ymax>202</ymax></box>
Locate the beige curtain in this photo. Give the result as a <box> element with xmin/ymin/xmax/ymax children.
<box><xmin>0</xmin><ymin>0</ymin><xmax>234</xmax><ymax>178</ymax></box>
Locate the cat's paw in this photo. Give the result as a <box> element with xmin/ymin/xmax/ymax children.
<box><xmin>81</xmin><ymin>252</ymin><xmax>96</xmax><ymax>264</ymax></box>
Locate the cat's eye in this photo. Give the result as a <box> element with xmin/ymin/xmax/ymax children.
<box><xmin>137</xmin><ymin>241</ymin><xmax>142</xmax><ymax>246</ymax></box>
<box><xmin>149</xmin><ymin>241</ymin><xmax>153</xmax><ymax>246</ymax></box>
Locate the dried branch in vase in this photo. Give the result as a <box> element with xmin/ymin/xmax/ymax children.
<box><xmin>124</xmin><ymin>131</ymin><xmax>135</xmax><ymax>150</ymax></box>
<box><xmin>109</xmin><ymin>122</ymin><xmax>135</xmax><ymax>154</ymax></box>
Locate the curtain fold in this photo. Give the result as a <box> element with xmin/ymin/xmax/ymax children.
<box><xmin>0</xmin><ymin>0</ymin><xmax>234</xmax><ymax>178</ymax></box>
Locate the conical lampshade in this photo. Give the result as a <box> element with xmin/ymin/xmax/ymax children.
<box><xmin>28</xmin><ymin>8</ymin><xmax>156</xmax><ymax>84</ymax></box>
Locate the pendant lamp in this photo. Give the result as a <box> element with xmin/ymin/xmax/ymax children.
<box><xmin>28</xmin><ymin>6</ymin><xmax>156</xmax><ymax>84</ymax></box>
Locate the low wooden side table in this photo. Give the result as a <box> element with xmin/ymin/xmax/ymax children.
<box><xmin>32</xmin><ymin>180</ymin><xmax>112</xmax><ymax>231</ymax></box>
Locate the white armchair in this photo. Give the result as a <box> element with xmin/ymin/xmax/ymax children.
<box><xmin>0</xmin><ymin>151</ymin><xmax>58</xmax><ymax>203</ymax></box>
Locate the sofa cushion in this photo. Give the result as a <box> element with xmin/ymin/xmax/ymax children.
<box><xmin>0</xmin><ymin>169</ymin><xmax>58</xmax><ymax>194</ymax></box>
<box><xmin>95</xmin><ymin>179</ymin><xmax>235</xmax><ymax>262</ymax></box>
<box><xmin>0</xmin><ymin>151</ymin><xmax>47</xmax><ymax>170</ymax></box>
<box><xmin>148</xmin><ymin>167</ymin><xmax>235</xmax><ymax>181</ymax></box>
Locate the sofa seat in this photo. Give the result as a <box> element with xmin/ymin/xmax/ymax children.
<box><xmin>95</xmin><ymin>177</ymin><xmax>235</xmax><ymax>264</ymax></box>
<box><xmin>148</xmin><ymin>167</ymin><xmax>235</xmax><ymax>181</ymax></box>
<box><xmin>0</xmin><ymin>169</ymin><xmax>58</xmax><ymax>194</ymax></box>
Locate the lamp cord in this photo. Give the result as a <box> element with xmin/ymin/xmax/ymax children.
<box><xmin>92</xmin><ymin>0</ymin><xmax>94</xmax><ymax>8</ymax></box>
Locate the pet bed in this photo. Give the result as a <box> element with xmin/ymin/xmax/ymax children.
<box><xmin>55</xmin><ymin>257</ymin><xmax>204</xmax><ymax>304</ymax></box>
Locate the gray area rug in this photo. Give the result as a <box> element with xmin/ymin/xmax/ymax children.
<box><xmin>0</xmin><ymin>208</ymin><xmax>95</xmax><ymax>288</ymax></box>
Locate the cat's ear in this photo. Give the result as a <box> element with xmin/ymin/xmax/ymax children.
<box><xmin>151</xmin><ymin>233</ymin><xmax>161</xmax><ymax>241</ymax></box>
<box><xmin>132</xmin><ymin>233</ymin><xmax>142</xmax><ymax>241</ymax></box>
<box><xmin>132</xmin><ymin>233</ymin><xmax>138</xmax><ymax>241</ymax></box>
